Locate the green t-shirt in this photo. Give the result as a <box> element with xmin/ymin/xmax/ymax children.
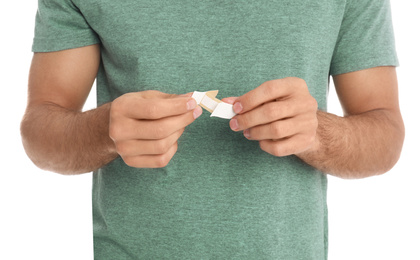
<box><xmin>32</xmin><ymin>0</ymin><xmax>398</xmax><ymax>259</ymax></box>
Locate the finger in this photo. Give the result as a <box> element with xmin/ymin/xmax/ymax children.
<box><xmin>110</xmin><ymin>106</ymin><xmax>200</xmax><ymax>141</ymax></box>
<box><xmin>122</xmin><ymin>142</ymin><xmax>178</xmax><ymax>168</ymax></box>
<box><xmin>259</xmin><ymin>134</ymin><xmax>314</xmax><ymax>157</ymax></box>
<box><xmin>136</xmin><ymin>97</ymin><xmax>197</xmax><ymax>119</ymax></box>
<box><xmin>244</xmin><ymin>117</ymin><xmax>306</xmax><ymax>141</ymax></box>
<box><xmin>127</xmin><ymin>106</ymin><xmax>201</xmax><ymax>140</ymax></box>
<box><xmin>220</xmin><ymin>97</ymin><xmax>239</xmax><ymax>104</ymax></box>
<box><xmin>231</xmin><ymin>99</ymin><xmax>304</xmax><ymax>131</ymax></box>
<box><xmin>140</xmin><ymin>90</ymin><xmax>176</xmax><ymax>99</ymax></box>
<box><xmin>115</xmin><ymin>129</ymin><xmax>184</xmax><ymax>157</ymax></box>
<box><xmin>234</xmin><ymin>78</ymin><xmax>306</xmax><ymax>114</ymax></box>
<box><xmin>179</xmin><ymin>92</ymin><xmax>193</xmax><ymax>97</ymax></box>
<box><xmin>115</xmin><ymin>93</ymin><xmax>197</xmax><ymax>119</ymax></box>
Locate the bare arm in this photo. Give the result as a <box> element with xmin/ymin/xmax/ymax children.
<box><xmin>298</xmin><ymin>67</ymin><xmax>405</xmax><ymax>178</ymax></box>
<box><xmin>21</xmin><ymin>45</ymin><xmax>201</xmax><ymax>175</ymax></box>
<box><xmin>21</xmin><ymin>45</ymin><xmax>117</xmax><ymax>174</ymax></box>
<box><xmin>227</xmin><ymin>67</ymin><xmax>404</xmax><ymax>179</ymax></box>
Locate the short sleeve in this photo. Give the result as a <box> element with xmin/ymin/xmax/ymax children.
<box><xmin>330</xmin><ymin>0</ymin><xmax>398</xmax><ymax>76</ymax></box>
<box><xmin>32</xmin><ymin>0</ymin><xmax>100</xmax><ymax>52</ymax></box>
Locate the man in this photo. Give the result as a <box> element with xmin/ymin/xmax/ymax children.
<box><xmin>21</xmin><ymin>0</ymin><xmax>404</xmax><ymax>259</ymax></box>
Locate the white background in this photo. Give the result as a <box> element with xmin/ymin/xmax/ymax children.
<box><xmin>0</xmin><ymin>1</ymin><xmax>418</xmax><ymax>259</ymax></box>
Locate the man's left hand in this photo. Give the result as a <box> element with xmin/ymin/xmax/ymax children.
<box><xmin>225</xmin><ymin>78</ymin><xmax>319</xmax><ymax>157</ymax></box>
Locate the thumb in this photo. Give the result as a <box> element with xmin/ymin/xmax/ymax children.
<box><xmin>220</xmin><ymin>96</ymin><xmax>239</xmax><ymax>104</ymax></box>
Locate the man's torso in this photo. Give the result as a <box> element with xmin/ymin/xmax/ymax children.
<box><xmin>78</xmin><ymin>1</ymin><xmax>346</xmax><ymax>258</ymax></box>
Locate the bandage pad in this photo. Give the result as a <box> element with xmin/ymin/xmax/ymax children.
<box><xmin>191</xmin><ymin>90</ymin><xmax>236</xmax><ymax>119</ymax></box>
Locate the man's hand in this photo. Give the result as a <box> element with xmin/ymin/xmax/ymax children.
<box><xmin>109</xmin><ymin>91</ymin><xmax>202</xmax><ymax>168</ymax></box>
<box><xmin>226</xmin><ymin>78</ymin><xmax>318</xmax><ymax>157</ymax></box>
<box><xmin>21</xmin><ymin>45</ymin><xmax>203</xmax><ymax>174</ymax></box>
<box><xmin>224</xmin><ymin>68</ymin><xmax>404</xmax><ymax>179</ymax></box>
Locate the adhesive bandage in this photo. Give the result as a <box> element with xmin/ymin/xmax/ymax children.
<box><xmin>191</xmin><ymin>90</ymin><xmax>236</xmax><ymax>119</ymax></box>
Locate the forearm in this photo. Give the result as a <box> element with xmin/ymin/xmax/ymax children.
<box><xmin>297</xmin><ymin>110</ymin><xmax>405</xmax><ymax>179</ymax></box>
<box><xmin>21</xmin><ymin>103</ymin><xmax>118</xmax><ymax>175</ymax></box>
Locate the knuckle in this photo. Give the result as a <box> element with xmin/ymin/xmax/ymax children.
<box><xmin>305</xmin><ymin>115</ymin><xmax>318</xmax><ymax>131</ymax></box>
<box><xmin>154</xmin><ymin>140</ymin><xmax>170</xmax><ymax>154</ymax></box>
<box><xmin>114</xmin><ymin>142</ymin><xmax>127</xmax><ymax>155</ymax></box>
<box><xmin>155</xmin><ymin>155</ymin><xmax>171</xmax><ymax>168</ymax></box>
<box><xmin>112</xmin><ymin>93</ymin><xmax>133</xmax><ymax>112</ymax></box>
<box><xmin>111</xmin><ymin>96</ymin><xmax>123</xmax><ymax>108</ymax></box>
<box><xmin>311</xmin><ymin>126</ymin><xmax>318</xmax><ymax>141</ymax></box>
<box><xmin>109</xmin><ymin>124</ymin><xmax>122</xmax><ymax>140</ymax></box>
<box><xmin>109</xmin><ymin>102</ymin><xmax>118</xmax><ymax>115</ymax></box>
<box><xmin>263</xmin><ymin>81</ymin><xmax>278</xmax><ymax>97</ymax></box>
<box><xmin>283</xmin><ymin>77</ymin><xmax>294</xmax><ymax>84</ymax></box>
<box><xmin>143</xmin><ymin>90</ymin><xmax>162</xmax><ymax>99</ymax></box>
<box><xmin>259</xmin><ymin>141</ymin><xmax>267</xmax><ymax>152</ymax></box>
<box><xmin>290</xmin><ymin>78</ymin><xmax>308</xmax><ymax>94</ymax></box>
<box><xmin>270</xmin><ymin>123</ymin><xmax>283</xmax><ymax>138</ymax></box>
<box><xmin>290</xmin><ymin>77</ymin><xmax>306</xmax><ymax>87</ymax></box>
<box><xmin>145</xmin><ymin>90</ymin><xmax>159</xmax><ymax>95</ymax></box>
<box><xmin>260</xmin><ymin>141</ymin><xmax>283</xmax><ymax>157</ymax></box>
<box><xmin>302</xmin><ymin>133</ymin><xmax>314</xmax><ymax>144</ymax></box>
<box><xmin>311</xmin><ymin>116</ymin><xmax>319</xmax><ymax>129</ymax></box>
<box><xmin>122</xmin><ymin>156</ymin><xmax>137</xmax><ymax>168</ymax></box>
<box><xmin>271</xmin><ymin>145</ymin><xmax>284</xmax><ymax>157</ymax></box>
<box><xmin>282</xmin><ymin>77</ymin><xmax>294</xmax><ymax>89</ymax></box>
<box><xmin>156</xmin><ymin>146</ymin><xmax>176</xmax><ymax>167</ymax></box>
<box><xmin>308</xmin><ymin>133</ymin><xmax>317</xmax><ymax>144</ymax></box>
<box><xmin>309</xmin><ymin>97</ymin><xmax>318</xmax><ymax>110</ymax></box>
<box><xmin>110</xmin><ymin>103</ymin><xmax>123</xmax><ymax>120</ymax></box>
<box><xmin>296</xmin><ymin>77</ymin><xmax>307</xmax><ymax>85</ymax></box>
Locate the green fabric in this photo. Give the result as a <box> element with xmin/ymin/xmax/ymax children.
<box><xmin>32</xmin><ymin>0</ymin><xmax>398</xmax><ymax>259</ymax></box>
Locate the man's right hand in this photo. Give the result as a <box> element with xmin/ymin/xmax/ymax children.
<box><xmin>109</xmin><ymin>91</ymin><xmax>202</xmax><ymax>168</ymax></box>
<box><xmin>22</xmin><ymin>45</ymin><xmax>202</xmax><ymax>174</ymax></box>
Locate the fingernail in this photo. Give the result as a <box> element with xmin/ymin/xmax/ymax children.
<box><xmin>193</xmin><ymin>107</ymin><xmax>202</xmax><ymax>119</ymax></box>
<box><xmin>243</xmin><ymin>129</ymin><xmax>250</xmax><ymax>139</ymax></box>
<box><xmin>233</xmin><ymin>102</ymin><xmax>243</xmax><ymax>114</ymax></box>
<box><xmin>187</xmin><ymin>99</ymin><xmax>197</xmax><ymax>110</ymax></box>
<box><xmin>230</xmin><ymin>119</ymin><xmax>239</xmax><ymax>131</ymax></box>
